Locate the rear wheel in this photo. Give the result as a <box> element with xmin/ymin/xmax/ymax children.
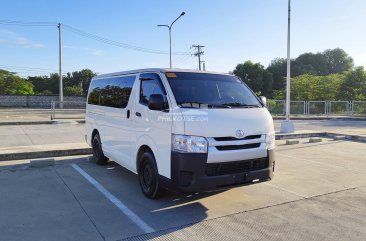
<box><xmin>92</xmin><ymin>133</ymin><xmax>108</xmax><ymax>165</ymax></box>
<box><xmin>138</xmin><ymin>152</ymin><xmax>163</xmax><ymax>199</ymax></box>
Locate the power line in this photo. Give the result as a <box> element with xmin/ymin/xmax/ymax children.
<box><xmin>62</xmin><ymin>24</ymin><xmax>189</xmax><ymax>55</ymax></box>
<box><xmin>0</xmin><ymin>19</ymin><xmax>191</xmax><ymax>55</ymax></box>
<box><xmin>0</xmin><ymin>19</ymin><xmax>57</xmax><ymax>26</ymax></box>
<box><xmin>0</xmin><ymin>65</ymin><xmax>70</xmax><ymax>75</ymax></box>
<box><xmin>0</xmin><ymin>64</ymin><xmax>58</xmax><ymax>71</ymax></box>
<box><xmin>0</xmin><ymin>69</ymin><xmax>67</xmax><ymax>76</ymax></box>
<box><xmin>174</xmin><ymin>47</ymin><xmax>195</xmax><ymax>65</ymax></box>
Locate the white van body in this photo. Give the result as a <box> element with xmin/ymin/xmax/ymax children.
<box><xmin>86</xmin><ymin>69</ymin><xmax>275</xmax><ymax>197</ymax></box>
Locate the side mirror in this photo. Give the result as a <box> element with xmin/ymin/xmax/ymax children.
<box><xmin>259</xmin><ymin>96</ymin><xmax>267</xmax><ymax>107</ymax></box>
<box><xmin>148</xmin><ymin>94</ymin><xmax>166</xmax><ymax>111</ymax></box>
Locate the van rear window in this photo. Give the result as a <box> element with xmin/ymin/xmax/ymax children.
<box><xmin>87</xmin><ymin>75</ymin><xmax>135</xmax><ymax>108</ymax></box>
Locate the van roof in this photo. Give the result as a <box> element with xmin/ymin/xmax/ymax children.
<box><xmin>94</xmin><ymin>68</ymin><xmax>233</xmax><ymax>79</ymax></box>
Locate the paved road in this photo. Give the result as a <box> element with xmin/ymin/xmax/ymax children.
<box><xmin>0</xmin><ymin>122</ymin><xmax>86</xmax><ymax>149</ymax></box>
<box><xmin>0</xmin><ymin>108</ymin><xmax>85</xmax><ymax>122</ymax></box>
<box><xmin>1</xmin><ymin>119</ymin><xmax>364</xmax><ymax>150</ymax></box>
<box><xmin>1</xmin><ymin>139</ymin><xmax>365</xmax><ymax>240</ymax></box>
<box><xmin>274</xmin><ymin>119</ymin><xmax>366</xmax><ymax>136</ymax></box>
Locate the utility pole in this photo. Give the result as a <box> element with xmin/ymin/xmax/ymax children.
<box><xmin>58</xmin><ymin>23</ymin><xmax>63</xmax><ymax>107</ymax></box>
<box><xmin>192</xmin><ymin>45</ymin><xmax>205</xmax><ymax>70</ymax></box>
<box><xmin>280</xmin><ymin>0</ymin><xmax>294</xmax><ymax>133</ymax></box>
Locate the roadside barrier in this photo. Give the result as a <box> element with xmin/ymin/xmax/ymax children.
<box><xmin>267</xmin><ymin>100</ymin><xmax>366</xmax><ymax>116</ymax></box>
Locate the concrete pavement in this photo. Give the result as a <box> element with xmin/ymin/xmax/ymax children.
<box><xmin>274</xmin><ymin>119</ymin><xmax>366</xmax><ymax>136</ymax></box>
<box><xmin>1</xmin><ymin>139</ymin><xmax>365</xmax><ymax>240</ymax></box>
<box><xmin>0</xmin><ymin>122</ymin><xmax>85</xmax><ymax>148</ymax></box>
<box><xmin>0</xmin><ymin>120</ymin><xmax>365</xmax><ymax>149</ymax></box>
<box><xmin>0</xmin><ymin>119</ymin><xmax>365</xmax><ymax>161</ymax></box>
<box><xmin>0</xmin><ymin>108</ymin><xmax>85</xmax><ymax>123</ymax></box>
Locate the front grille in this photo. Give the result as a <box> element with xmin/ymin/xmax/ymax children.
<box><xmin>206</xmin><ymin>157</ymin><xmax>269</xmax><ymax>176</ymax></box>
<box><xmin>214</xmin><ymin>135</ymin><xmax>261</xmax><ymax>141</ymax></box>
<box><xmin>215</xmin><ymin>143</ymin><xmax>260</xmax><ymax>151</ymax></box>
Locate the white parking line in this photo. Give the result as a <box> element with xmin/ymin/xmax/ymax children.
<box><xmin>71</xmin><ymin>164</ymin><xmax>155</xmax><ymax>233</ymax></box>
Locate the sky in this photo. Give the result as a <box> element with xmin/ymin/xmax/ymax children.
<box><xmin>0</xmin><ymin>0</ymin><xmax>366</xmax><ymax>77</ymax></box>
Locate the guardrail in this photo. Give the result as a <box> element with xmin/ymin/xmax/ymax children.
<box><xmin>49</xmin><ymin>100</ymin><xmax>366</xmax><ymax>119</ymax></box>
<box><xmin>50</xmin><ymin>101</ymin><xmax>86</xmax><ymax>120</ymax></box>
<box><xmin>267</xmin><ymin>100</ymin><xmax>366</xmax><ymax>116</ymax></box>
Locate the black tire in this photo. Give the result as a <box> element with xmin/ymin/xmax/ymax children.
<box><xmin>138</xmin><ymin>152</ymin><xmax>164</xmax><ymax>199</ymax></box>
<box><xmin>92</xmin><ymin>133</ymin><xmax>108</xmax><ymax>165</ymax></box>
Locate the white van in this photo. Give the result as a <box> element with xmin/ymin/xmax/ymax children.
<box><xmin>86</xmin><ymin>69</ymin><xmax>275</xmax><ymax>199</ymax></box>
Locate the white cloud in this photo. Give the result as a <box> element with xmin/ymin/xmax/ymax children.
<box><xmin>0</xmin><ymin>29</ymin><xmax>45</xmax><ymax>48</ymax></box>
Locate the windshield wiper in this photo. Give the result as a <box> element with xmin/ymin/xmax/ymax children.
<box><xmin>220</xmin><ymin>102</ymin><xmax>261</xmax><ymax>108</ymax></box>
<box><xmin>178</xmin><ymin>102</ymin><xmax>231</xmax><ymax>108</ymax></box>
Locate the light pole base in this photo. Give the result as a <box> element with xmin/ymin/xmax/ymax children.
<box><xmin>280</xmin><ymin>120</ymin><xmax>295</xmax><ymax>133</ymax></box>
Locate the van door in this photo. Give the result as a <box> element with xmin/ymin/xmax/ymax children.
<box><xmin>100</xmin><ymin>75</ymin><xmax>136</xmax><ymax>170</ymax></box>
<box><xmin>133</xmin><ymin>72</ymin><xmax>173</xmax><ymax>178</ymax></box>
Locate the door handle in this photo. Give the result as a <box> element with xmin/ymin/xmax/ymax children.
<box><xmin>135</xmin><ymin>112</ymin><xmax>141</xmax><ymax>117</ymax></box>
<box><xmin>127</xmin><ymin>110</ymin><xmax>130</xmax><ymax>119</ymax></box>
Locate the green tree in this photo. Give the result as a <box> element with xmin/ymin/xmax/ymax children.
<box><xmin>233</xmin><ymin>61</ymin><xmax>273</xmax><ymax>97</ymax></box>
<box><xmin>273</xmin><ymin>73</ymin><xmax>344</xmax><ymax>101</ymax></box>
<box><xmin>267</xmin><ymin>48</ymin><xmax>354</xmax><ymax>94</ymax></box>
<box><xmin>292</xmin><ymin>52</ymin><xmax>328</xmax><ymax>76</ymax></box>
<box><xmin>266</xmin><ymin>58</ymin><xmax>287</xmax><ymax>90</ymax></box>
<box><xmin>0</xmin><ymin>69</ymin><xmax>34</xmax><ymax>95</ymax></box>
<box><xmin>28</xmin><ymin>75</ymin><xmax>58</xmax><ymax>94</ymax></box>
<box><xmin>64</xmin><ymin>69</ymin><xmax>96</xmax><ymax>95</ymax></box>
<box><xmin>64</xmin><ymin>85</ymin><xmax>83</xmax><ymax>96</ymax></box>
<box><xmin>324</xmin><ymin>48</ymin><xmax>354</xmax><ymax>74</ymax></box>
<box><xmin>262</xmin><ymin>71</ymin><xmax>273</xmax><ymax>98</ymax></box>
<box><xmin>337</xmin><ymin>67</ymin><xmax>366</xmax><ymax>100</ymax></box>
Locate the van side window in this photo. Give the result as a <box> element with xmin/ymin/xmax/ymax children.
<box><xmin>87</xmin><ymin>75</ymin><xmax>135</xmax><ymax>108</ymax></box>
<box><xmin>139</xmin><ymin>73</ymin><xmax>166</xmax><ymax>105</ymax></box>
<box><xmin>87</xmin><ymin>81</ymin><xmax>102</xmax><ymax>105</ymax></box>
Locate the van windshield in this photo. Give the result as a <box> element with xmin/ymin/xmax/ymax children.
<box><xmin>166</xmin><ymin>72</ymin><xmax>262</xmax><ymax>108</ymax></box>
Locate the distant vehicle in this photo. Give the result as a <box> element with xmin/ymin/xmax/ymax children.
<box><xmin>85</xmin><ymin>68</ymin><xmax>275</xmax><ymax>199</ymax></box>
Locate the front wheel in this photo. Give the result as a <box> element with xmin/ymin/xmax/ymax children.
<box><xmin>138</xmin><ymin>152</ymin><xmax>163</xmax><ymax>199</ymax></box>
<box><xmin>92</xmin><ymin>133</ymin><xmax>108</xmax><ymax>165</ymax></box>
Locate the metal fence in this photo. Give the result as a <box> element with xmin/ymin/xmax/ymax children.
<box><xmin>50</xmin><ymin>101</ymin><xmax>86</xmax><ymax>120</ymax></box>
<box><xmin>49</xmin><ymin>100</ymin><xmax>366</xmax><ymax>120</ymax></box>
<box><xmin>268</xmin><ymin>100</ymin><xmax>366</xmax><ymax>116</ymax></box>
<box><xmin>352</xmin><ymin>101</ymin><xmax>366</xmax><ymax>115</ymax></box>
<box><xmin>308</xmin><ymin>101</ymin><xmax>327</xmax><ymax>115</ymax></box>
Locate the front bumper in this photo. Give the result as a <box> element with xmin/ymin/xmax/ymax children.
<box><xmin>160</xmin><ymin>149</ymin><xmax>275</xmax><ymax>193</ymax></box>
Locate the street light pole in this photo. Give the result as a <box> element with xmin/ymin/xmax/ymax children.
<box><xmin>169</xmin><ymin>28</ymin><xmax>172</xmax><ymax>68</ymax></box>
<box><xmin>286</xmin><ymin>0</ymin><xmax>291</xmax><ymax>121</ymax></box>
<box><xmin>158</xmin><ymin>12</ymin><xmax>186</xmax><ymax>68</ymax></box>
<box><xmin>280</xmin><ymin>0</ymin><xmax>294</xmax><ymax>133</ymax></box>
<box><xmin>58</xmin><ymin>23</ymin><xmax>63</xmax><ymax>108</ymax></box>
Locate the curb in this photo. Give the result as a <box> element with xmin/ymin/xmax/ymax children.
<box><xmin>1</xmin><ymin>132</ymin><xmax>365</xmax><ymax>162</ymax></box>
<box><xmin>1</xmin><ymin>118</ymin><xmax>365</xmax><ymax>125</ymax></box>
<box><xmin>273</xmin><ymin>117</ymin><xmax>366</xmax><ymax>121</ymax></box>
<box><xmin>0</xmin><ymin>148</ymin><xmax>92</xmax><ymax>162</ymax></box>
<box><xmin>325</xmin><ymin>132</ymin><xmax>366</xmax><ymax>142</ymax></box>
<box><xmin>276</xmin><ymin>132</ymin><xmax>366</xmax><ymax>143</ymax></box>
<box><xmin>276</xmin><ymin>132</ymin><xmax>327</xmax><ymax>140</ymax></box>
<box><xmin>0</xmin><ymin>120</ymin><xmax>85</xmax><ymax>126</ymax></box>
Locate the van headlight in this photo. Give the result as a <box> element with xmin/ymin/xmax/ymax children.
<box><xmin>266</xmin><ymin>132</ymin><xmax>276</xmax><ymax>150</ymax></box>
<box><xmin>172</xmin><ymin>134</ymin><xmax>208</xmax><ymax>153</ymax></box>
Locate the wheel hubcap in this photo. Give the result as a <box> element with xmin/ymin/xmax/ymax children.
<box><xmin>142</xmin><ymin>163</ymin><xmax>153</xmax><ymax>191</ymax></box>
<box><xmin>93</xmin><ymin>139</ymin><xmax>100</xmax><ymax>158</ymax></box>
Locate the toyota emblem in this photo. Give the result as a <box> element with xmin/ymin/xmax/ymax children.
<box><xmin>235</xmin><ymin>130</ymin><xmax>245</xmax><ymax>138</ymax></box>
